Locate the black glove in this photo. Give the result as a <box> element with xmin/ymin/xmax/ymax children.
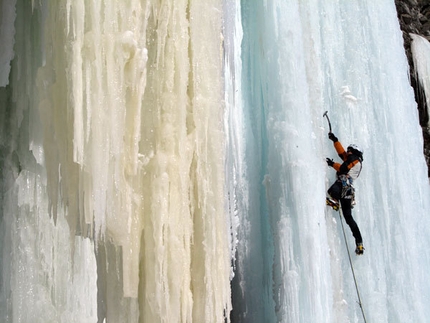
<box><xmin>326</xmin><ymin>158</ymin><xmax>334</xmax><ymax>167</ymax></box>
<box><xmin>328</xmin><ymin>132</ymin><xmax>338</xmax><ymax>142</ymax></box>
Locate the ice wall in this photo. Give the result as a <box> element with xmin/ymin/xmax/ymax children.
<box><xmin>228</xmin><ymin>0</ymin><xmax>430</xmax><ymax>322</ymax></box>
<box><xmin>2</xmin><ymin>0</ymin><xmax>430</xmax><ymax>322</ymax></box>
<box><xmin>0</xmin><ymin>1</ymin><xmax>231</xmax><ymax>322</ymax></box>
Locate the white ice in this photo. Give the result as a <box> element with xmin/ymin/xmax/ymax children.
<box><xmin>1</xmin><ymin>1</ymin><xmax>231</xmax><ymax>322</ymax></box>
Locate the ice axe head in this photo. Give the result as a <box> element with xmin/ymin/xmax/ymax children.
<box><xmin>323</xmin><ymin>111</ymin><xmax>332</xmax><ymax>133</ymax></box>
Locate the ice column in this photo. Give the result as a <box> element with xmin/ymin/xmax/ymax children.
<box><xmin>411</xmin><ymin>33</ymin><xmax>430</xmax><ymax>127</ymax></box>
<box><xmin>0</xmin><ymin>0</ymin><xmax>17</xmax><ymax>86</ymax></box>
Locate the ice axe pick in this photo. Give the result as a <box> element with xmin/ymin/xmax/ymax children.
<box><xmin>323</xmin><ymin>111</ymin><xmax>332</xmax><ymax>133</ymax></box>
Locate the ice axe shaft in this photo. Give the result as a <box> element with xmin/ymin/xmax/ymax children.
<box><xmin>323</xmin><ymin>111</ymin><xmax>332</xmax><ymax>133</ymax></box>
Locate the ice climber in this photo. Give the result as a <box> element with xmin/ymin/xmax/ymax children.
<box><xmin>325</xmin><ymin>132</ymin><xmax>364</xmax><ymax>255</ymax></box>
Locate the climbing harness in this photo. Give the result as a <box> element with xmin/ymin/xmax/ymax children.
<box><xmin>339</xmin><ymin>174</ymin><xmax>355</xmax><ymax>200</ymax></box>
<box><xmin>338</xmin><ymin>208</ymin><xmax>368</xmax><ymax>323</ymax></box>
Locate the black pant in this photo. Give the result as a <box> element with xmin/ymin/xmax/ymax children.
<box><xmin>328</xmin><ymin>181</ymin><xmax>363</xmax><ymax>245</ymax></box>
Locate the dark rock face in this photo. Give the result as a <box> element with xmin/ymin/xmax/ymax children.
<box><xmin>395</xmin><ymin>0</ymin><xmax>430</xmax><ymax>176</ymax></box>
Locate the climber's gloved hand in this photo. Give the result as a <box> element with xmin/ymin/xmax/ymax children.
<box><xmin>326</xmin><ymin>158</ymin><xmax>334</xmax><ymax>167</ymax></box>
<box><xmin>328</xmin><ymin>132</ymin><xmax>338</xmax><ymax>142</ymax></box>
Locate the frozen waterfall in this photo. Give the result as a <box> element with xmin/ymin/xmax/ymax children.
<box><xmin>1</xmin><ymin>1</ymin><xmax>230</xmax><ymax>322</ymax></box>
<box><xmin>1</xmin><ymin>0</ymin><xmax>430</xmax><ymax>323</ymax></box>
<box><xmin>227</xmin><ymin>1</ymin><xmax>430</xmax><ymax>322</ymax></box>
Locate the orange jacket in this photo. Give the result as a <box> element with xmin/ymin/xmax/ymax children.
<box><xmin>332</xmin><ymin>141</ymin><xmax>362</xmax><ymax>180</ymax></box>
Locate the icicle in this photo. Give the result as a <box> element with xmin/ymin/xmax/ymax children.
<box><xmin>0</xmin><ymin>0</ymin><xmax>17</xmax><ymax>86</ymax></box>
<box><xmin>411</xmin><ymin>33</ymin><xmax>430</xmax><ymax>128</ymax></box>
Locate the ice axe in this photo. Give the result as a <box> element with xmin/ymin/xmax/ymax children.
<box><xmin>323</xmin><ymin>111</ymin><xmax>332</xmax><ymax>133</ymax></box>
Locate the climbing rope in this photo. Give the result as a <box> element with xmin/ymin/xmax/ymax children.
<box><xmin>338</xmin><ymin>208</ymin><xmax>368</xmax><ymax>323</ymax></box>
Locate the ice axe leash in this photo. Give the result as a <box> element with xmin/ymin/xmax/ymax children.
<box><xmin>323</xmin><ymin>110</ymin><xmax>332</xmax><ymax>133</ymax></box>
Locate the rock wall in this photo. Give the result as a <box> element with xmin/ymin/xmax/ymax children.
<box><xmin>395</xmin><ymin>0</ymin><xmax>430</xmax><ymax>176</ymax></box>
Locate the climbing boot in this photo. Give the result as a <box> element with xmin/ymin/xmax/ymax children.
<box><xmin>326</xmin><ymin>197</ymin><xmax>340</xmax><ymax>211</ymax></box>
<box><xmin>355</xmin><ymin>243</ymin><xmax>364</xmax><ymax>255</ymax></box>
